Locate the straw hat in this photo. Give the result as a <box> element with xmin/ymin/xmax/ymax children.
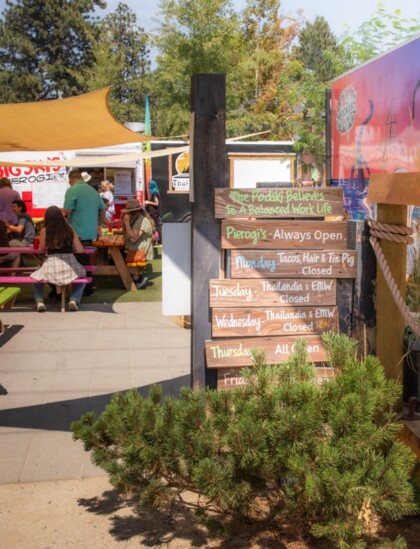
<box><xmin>121</xmin><ymin>199</ymin><xmax>144</xmax><ymax>214</ymax></box>
<box><xmin>81</xmin><ymin>171</ymin><xmax>92</xmax><ymax>182</ymax></box>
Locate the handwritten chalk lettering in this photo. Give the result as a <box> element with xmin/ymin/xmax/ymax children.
<box><xmin>206</xmin><ymin>335</ymin><xmax>327</xmax><ymax>368</ymax></box>
<box><xmin>221</xmin><ymin>220</ymin><xmax>347</xmax><ymax>250</ymax></box>
<box><xmin>215</xmin><ymin>187</ymin><xmax>344</xmax><ymax>218</ymax></box>
<box><xmin>235</xmin><ymin>254</ymin><xmax>277</xmax><ymax>273</ymax></box>
<box><xmin>212</xmin><ymin>306</ymin><xmax>338</xmax><ymax>337</ymax></box>
<box><xmin>209</xmin><ymin>279</ymin><xmax>336</xmax><ymax>308</ymax></box>
<box><xmin>217</xmin><ymin>366</ymin><xmax>335</xmax><ymax>390</ymax></box>
<box><xmin>230</xmin><ymin>250</ymin><xmax>357</xmax><ymax>278</ymax></box>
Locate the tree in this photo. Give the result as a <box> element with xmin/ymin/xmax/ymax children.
<box><xmin>292</xmin><ymin>17</ymin><xmax>349</xmax><ymax>175</ymax></box>
<box><xmin>72</xmin><ymin>334</ymin><xmax>417</xmax><ymax>547</ymax></box>
<box><xmin>151</xmin><ymin>0</ymin><xmax>239</xmax><ymax>136</ymax></box>
<box><xmin>78</xmin><ymin>2</ymin><xmax>150</xmax><ymax>122</ymax></box>
<box><xmin>227</xmin><ymin>0</ymin><xmax>302</xmax><ymax>139</ymax></box>
<box><xmin>297</xmin><ymin>16</ymin><xmax>348</xmax><ymax>83</ymax></box>
<box><xmin>0</xmin><ymin>0</ymin><xmax>106</xmax><ymax>102</ymax></box>
<box><xmin>341</xmin><ymin>2</ymin><xmax>420</xmax><ymax>65</ymax></box>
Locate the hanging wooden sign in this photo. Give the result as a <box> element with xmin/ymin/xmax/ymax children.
<box><xmin>214</xmin><ymin>187</ymin><xmax>344</xmax><ymax>218</ymax></box>
<box><xmin>221</xmin><ymin>220</ymin><xmax>348</xmax><ymax>249</ymax></box>
<box><xmin>217</xmin><ymin>366</ymin><xmax>335</xmax><ymax>390</ymax></box>
<box><xmin>212</xmin><ymin>306</ymin><xmax>338</xmax><ymax>337</ymax></box>
<box><xmin>209</xmin><ymin>278</ymin><xmax>336</xmax><ymax>307</ymax></box>
<box><xmin>230</xmin><ymin>249</ymin><xmax>357</xmax><ymax>278</ymax></box>
<box><xmin>205</xmin><ymin>334</ymin><xmax>327</xmax><ymax>368</ymax></box>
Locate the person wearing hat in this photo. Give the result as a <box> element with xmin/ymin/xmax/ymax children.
<box><xmin>121</xmin><ymin>199</ymin><xmax>154</xmax><ymax>289</ymax></box>
<box><xmin>81</xmin><ymin>172</ymin><xmax>92</xmax><ymax>183</ymax></box>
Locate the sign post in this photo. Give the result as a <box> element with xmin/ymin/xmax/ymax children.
<box><xmin>205</xmin><ymin>186</ymin><xmax>358</xmax><ymax>389</ymax></box>
<box><xmin>190</xmin><ymin>74</ymin><xmax>227</xmax><ymax>390</ymax></box>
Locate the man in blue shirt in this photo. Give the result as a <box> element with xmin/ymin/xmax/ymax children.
<box><xmin>63</xmin><ymin>169</ymin><xmax>107</xmax><ymax>296</ymax></box>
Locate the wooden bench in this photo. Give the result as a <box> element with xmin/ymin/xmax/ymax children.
<box><xmin>0</xmin><ymin>276</ymin><xmax>92</xmax><ymax>313</ymax></box>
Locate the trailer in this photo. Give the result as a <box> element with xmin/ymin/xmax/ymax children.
<box><xmin>149</xmin><ymin>140</ymin><xmax>297</xmax><ymax>222</ymax></box>
<box><xmin>0</xmin><ymin>143</ymin><xmax>143</xmax><ymax>218</ymax></box>
<box><xmin>328</xmin><ymin>34</ymin><xmax>420</xmax><ymax>220</ymax></box>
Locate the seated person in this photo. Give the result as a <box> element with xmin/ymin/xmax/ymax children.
<box><xmin>121</xmin><ymin>199</ymin><xmax>154</xmax><ymax>290</ymax></box>
<box><xmin>30</xmin><ymin>206</ymin><xmax>86</xmax><ymax>312</ymax></box>
<box><xmin>0</xmin><ymin>219</ymin><xmax>20</xmax><ymax>269</ymax></box>
<box><xmin>6</xmin><ymin>199</ymin><xmax>36</xmax><ymax>246</ymax></box>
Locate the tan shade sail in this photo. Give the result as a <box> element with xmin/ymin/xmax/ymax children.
<box><xmin>0</xmin><ymin>88</ymin><xmax>153</xmax><ymax>152</ymax></box>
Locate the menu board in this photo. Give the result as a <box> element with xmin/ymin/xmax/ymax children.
<box><xmin>205</xmin><ymin>186</ymin><xmax>357</xmax><ymax>389</ymax></box>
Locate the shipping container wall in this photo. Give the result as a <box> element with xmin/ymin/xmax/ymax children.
<box><xmin>331</xmin><ymin>36</ymin><xmax>420</xmax><ymax>219</ymax></box>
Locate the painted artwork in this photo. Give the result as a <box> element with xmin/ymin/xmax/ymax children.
<box><xmin>331</xmin><ymin>37</ymin><xmax>420</xmax><ymax>220</ymax></box>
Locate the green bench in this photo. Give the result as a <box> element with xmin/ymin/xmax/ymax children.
<box><xmin>0</xmin><ymin>286</ymin><xmax>21</xmax><ymax>333</ymax></box>
<box><xmin>0</xmin><ymin>286</ymin><xmax>21</xmax><ymax>310</ymax></box>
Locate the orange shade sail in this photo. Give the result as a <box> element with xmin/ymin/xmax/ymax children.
<box><xmin>0</xmin><ymin>88</ymin><xmax>153</xmax><ymax>152</ymax></box>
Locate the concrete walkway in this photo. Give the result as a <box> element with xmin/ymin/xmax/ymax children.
<box><xmin>0</xmin><ymin>302</ymin><xmax>190</xmax><ymax>484</ymax></box>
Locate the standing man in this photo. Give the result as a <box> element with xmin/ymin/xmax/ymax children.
<box><xmin>0</xmin><ymin>177</ymin><xmax>21</xmax><ymax>224</ymax></box>
<box><xmin>63</xmin><ymin>169</ymin><xmax>107</xmax><ymax>296</ymax></box>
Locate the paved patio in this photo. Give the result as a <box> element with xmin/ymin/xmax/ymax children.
<box><xmin>0</xmin><ymin>301</ymin><xmax>190</xmax><ymax>484</ymax></box>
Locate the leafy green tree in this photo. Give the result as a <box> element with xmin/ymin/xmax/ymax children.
<box><xmin>0</xmin><ymin>0</ymin><xmax>106</xmax><ymax>102</ymax></box>
<box><xmin>151</xmin><ymin>0</ymin><xmax>239</xmax><ymax>136</ymax></box>
<box><xmin>341</xmin><ymin>2</ymin><xmax>420</xmax><ymax>65</ymax></box>
<box><xmin>292</xmin><ymin>17</ymin><xmax>349</xmax><ymax>175</ymax></box>
<box><xmin>297</xmin><ymin>16</ymin><xmax>348</xmax><ymax>83</ymax></box>
<box><xmin>227</xmin><ymin>0</ymin><xmax>301</xmax><ymax>139</ymax></box>
<box><xmin>79</xmin><ymin>2</ymin><xmax>150</xmax><ymax>122</ymax></box>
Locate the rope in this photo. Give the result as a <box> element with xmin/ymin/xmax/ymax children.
<box><xmin>367</xmin><ymin>217</ymin><xmax>420</xmax><ymax>338</ymax></box>
<box><xmin>368</xmin><ymin>218</ymin><xmax>413</xmax><ymax>241</ymax></box>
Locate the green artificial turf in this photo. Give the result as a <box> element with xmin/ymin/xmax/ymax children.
<box><xmin>13</xmin><ymin>249</ymin><xmax>162</xmax><ymax>306</ymax></box>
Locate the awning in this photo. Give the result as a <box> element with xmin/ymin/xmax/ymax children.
<box><xmin>0</xmin><ymin>88</ymin><xmax>153</xmax><ymax>152</ymax></box>
<box><xmin>0</xmin><ymin>131</ymin><xmax>270</xmax><ymax>168</ymax></box>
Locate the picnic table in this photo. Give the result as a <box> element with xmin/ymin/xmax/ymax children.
<box><xmin>0</xmin><ymin>246</ymin><xmax>95</xmax><ymax>312</ymax></box>
<box><xmin>92</xmin><ymin>235</ymin><xmax>137</xmax><ymax>291</ymax></box>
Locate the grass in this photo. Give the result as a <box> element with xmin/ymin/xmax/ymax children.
<box><xmin>13</xmin><ymin>248</ymin><xmax>162</xmax><ymax>307</ymax></box>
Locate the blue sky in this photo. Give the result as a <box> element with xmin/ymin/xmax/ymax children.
<box><xmin>0</xmin><ymin>0</ymin><xmax>418</xmax><ymax>39</ymax></box>
<box><xmin>102</xmin><ymin>0</ymin><xmax>419</xmax><ymax>37</ymax></box>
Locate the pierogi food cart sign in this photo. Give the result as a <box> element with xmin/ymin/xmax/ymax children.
<box><xmin>205</xmin><ymin>186</ymin><xmax>357</xmax><ymax>389</ymax></box>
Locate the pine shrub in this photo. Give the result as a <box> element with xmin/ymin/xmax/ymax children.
<box><xmin>72</xmin><ymin>333</ymin><xmax>418</xmax><ymax>547</ymax></box>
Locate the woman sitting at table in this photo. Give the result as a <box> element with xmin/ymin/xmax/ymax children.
<box><xmin>30</xmin><ymin>206</ymin><xmax>86</xmax><ymax>312</ymax></box>
<box><xmin>0</xmin><ymin>219</ymin><xmax>20</xmax><ymax>270</ymax></box>
<box><xmin>121</xmin><ymin>199</ymin><xmax>154</xmax><ymax>290</ymax></box>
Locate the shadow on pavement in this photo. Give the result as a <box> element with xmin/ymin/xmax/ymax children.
<box><xmin>0</xmin><ymin>374</ymin><xmax>191</xmax><ymax>432</ymax></box>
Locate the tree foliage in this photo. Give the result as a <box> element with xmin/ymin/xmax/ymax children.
<box><xmin>72</xmin><ymin>333</ymin><xmax>417</xmax><ymax>547</ymax></box>
<box><xmin>292</xmin><ymin>16</ymin><xmax>349</xmax><ymax>173</ymax></box>
<box><xmin>0</xmin><ymin>0</ymin><xmax>106</xmax><ymax>102</ymax></box>
<box><xmin>79</xmin><ymin>2</ymin><xmax>150</xmax><ymax>122</ymax></box>
<box><xmin>341</xmin><ymin>2</ymin><xmax>420</xmax><ymax>65</ymax></box>
<box><xmin>227</xmin><ymin>0</ymin><xmax>301</xmax><ymax>139</ymax></box>
<box><xmin>151</xmin><ymin>0</ymin><xmax>239</xmax><ymax>136</ymax></box>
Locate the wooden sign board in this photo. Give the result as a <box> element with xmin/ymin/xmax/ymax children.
<box><xmin>209</xmin><ymin>278</ymin><xmax>337</xmax><ymax>308</ymax></box>
<box><xmin>230</xmin><ymin>250</ymin><xmax>357</xmax><ymax>278</ymax></box>
<box><xmin>215</xmin><ymin>187</ymin><xmax>344</xmax><ymax>218</ymax></box>
<box><xmin>367</xmin><ymin>172</ymin><xmax>420</xmax><ymax>205</ymax></box>
<box><xmin>217</xmin><ymin>366</ymin><xmax>335</xmax><ymax>390</ymax></box>
<box><xmin>212</xmin><ymin>306</ymin><xmax>338</xmax><ymax>337</ymax></box>
<box><xmin>221</xmin><ymin>220</ymin><xmax>348</xmax><ymax>249</ymax></box>
<box><xmin>205</xmin><ymin>335</ymin><xmax>327</xmax><ymax>368</ymax></box>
